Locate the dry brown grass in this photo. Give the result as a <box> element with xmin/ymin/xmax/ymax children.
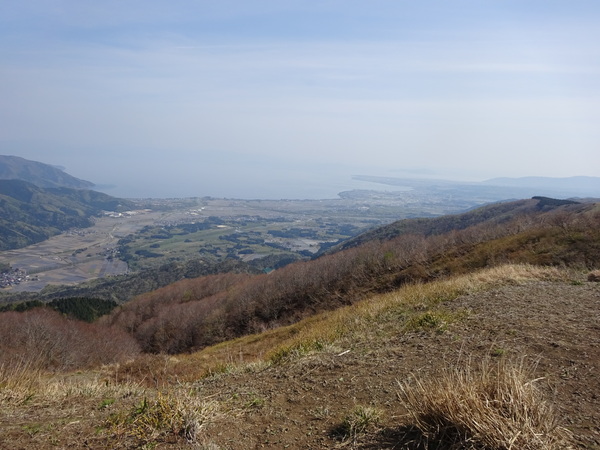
<box><xmin>0</xmin><ymin>360</ymin><xmax>43</xmax><ymax>404</ymax></box>
<box><xmin>397</xmin><ymin>357</ymin><xmax>573</xmax><ymax>449</ymax></box>
<box><xmin>3</xmin><ymin>264</ymin><xmax>567</xmax><ymax>399</ymax></box>
<box><xmin>102</xmin><ymin>264</ymin><xmax>573</xmax><ymax>383</ymax></box>
<box><xmin>106</xmin><ymin>390</ymin><xmax>223</xmax><ymax>445</ymax></box>
<box><xmin>263</xmin><ymin>264</ymin><xmax>568</xmax><ymax>365</ymax></box>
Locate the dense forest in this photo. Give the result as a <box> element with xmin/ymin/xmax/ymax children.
<box><xmin>0</xmin><ymin>297</ymin><xmax>118</xmax><ymax>322</ymax></box>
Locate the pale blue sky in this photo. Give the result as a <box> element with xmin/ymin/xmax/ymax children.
<box><xmin>1</xmin><ymin>1</ymin><xmax>599</xmax><ymax>198</ymax></box>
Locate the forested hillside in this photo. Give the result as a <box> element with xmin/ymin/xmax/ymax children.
<box><xmin>0</xmin><ymin>297</ymin><xmax>118</xmax><ymax>322</ymax></box>
<box><xmin>0</xmin><ymin>179</ymin><xmax>133</xmax><ymax>250</ymax></box>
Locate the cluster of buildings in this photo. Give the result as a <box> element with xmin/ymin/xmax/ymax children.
<box><xmin>102</xmin><ymin>209</ymin><xmax>152</xmax><ymax>218</ymax></box>
<box><xmin>0</xmin><ymin>268</ymin><xmax>32</xmax><ymax>288</ymax></box>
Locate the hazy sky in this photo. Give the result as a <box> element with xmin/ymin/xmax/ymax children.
<box><xmin>1</xmin><ymin>1</ymin><xmax>599</xmax><ymax>198</ymax></box>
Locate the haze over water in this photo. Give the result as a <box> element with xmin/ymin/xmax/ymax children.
<box><xmin>2</xmin><ymin>2</ymin><xmax>599</xmax><ymax>196</ymax></box>
<box><xmin>92</xmin><ymin>165</ymin><xmax>406</xmax><ymax>200</ymax></box>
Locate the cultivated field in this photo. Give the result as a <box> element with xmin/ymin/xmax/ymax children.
<box><xmin>0</xmin><ymin>193</ymin><xmax>434</xmax><ymax>292</ymax></box>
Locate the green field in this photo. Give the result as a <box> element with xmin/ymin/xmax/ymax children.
<box><xmin>116</xmin><ymin>214</ymin><xmax>360</xmax><ymax>271</ymax></box>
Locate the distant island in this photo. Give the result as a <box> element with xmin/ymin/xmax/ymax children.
<box><xmin>352</xmin><ymin>174</ymin><xmax>600</xmax><ymax>200</ymax></box>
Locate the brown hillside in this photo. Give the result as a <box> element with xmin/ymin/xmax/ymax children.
<box><xmin>328</xmin><ymin>197</ymin><xmax>581</xmax><ymax>252</ymax></box>
<box><xmin>1</xmin><ymin>265</ymin><xmax>598</xmax><ymax>448</ymax></box>
<box><xmin>103</xmin><ymin>199</ymin><xmax>600</xmax><ymax>355</ymax></box>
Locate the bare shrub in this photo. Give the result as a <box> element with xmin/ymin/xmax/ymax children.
<box><xmin>0</xmin><ymin>308</ymin><xmax>140</xmax><ymax>372</ymax></box>
<box><xmin>397</xmin><ymin>357</ymin><xmax>573</xmax><ymax>449</ymax></box>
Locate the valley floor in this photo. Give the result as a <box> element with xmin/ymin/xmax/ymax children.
<box><xmin>1</xmin><ymin>274</ymin><xmax>599</xmax><ymax>449</ymax></box>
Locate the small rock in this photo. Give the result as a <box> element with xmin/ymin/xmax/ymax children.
<box><xmin>587</xmin><ymin>270</ymin><xmax>600</xmax><ymax>282</ymax></box>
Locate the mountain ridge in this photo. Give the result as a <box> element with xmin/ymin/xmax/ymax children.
<box><xmin>0</xmin><ymin>155</ymin><xmax>95</xmax><ymax>189</ymax></box>
<box><xmin>327</xmin><ymin>196</ymin><xmax>585</xmax><ymax>254</ymax></box>
<box><xmin>0</xmin><ymin>179</ymin><xmax>134</xmax><ymax>250</ymax></box>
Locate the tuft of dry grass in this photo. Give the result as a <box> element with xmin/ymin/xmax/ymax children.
<box><xmin>397</xmin><ymin>357</ymin><xmax>573</xmax><ymax>449</ymax></box>
<box><xmin>1</xmin><ymin>358</ymin><xmax>143</xmax><ymax>419</ymax></box>
<box><xmin>106</xmin><ymin>390</ymin><xmax>222</xmax><ymax>445</ymax></box>
<box><xmin>467</xmin><ymin>263</ymin><xmax>571</xmax><ymax>286</ymax></box>
<box><xmin>0</xmin><ymin>360</ymin><xmax>43</xmax><ymax>404</ymax></box>
<box><xmin>333</xmin><ymin>405</ymin><xmax>383</xmax><ymax>444</ymax></box>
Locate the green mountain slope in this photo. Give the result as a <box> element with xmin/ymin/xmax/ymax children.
<box><xmin>0</xmin><ymin>179</ymin><xmax>133</xmax><ymax>250</ymax></box>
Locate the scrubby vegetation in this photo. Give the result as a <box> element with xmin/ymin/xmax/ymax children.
<box><xmin>0</xmin><ymin>308</ymin><xmax>139</xmax><ymax>372</ymax></box>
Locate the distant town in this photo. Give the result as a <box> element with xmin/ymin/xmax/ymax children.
<box><xmin>0</xmin><ymin>267</ymin><xmax>37</xmax><ymax>288</ymax></box>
